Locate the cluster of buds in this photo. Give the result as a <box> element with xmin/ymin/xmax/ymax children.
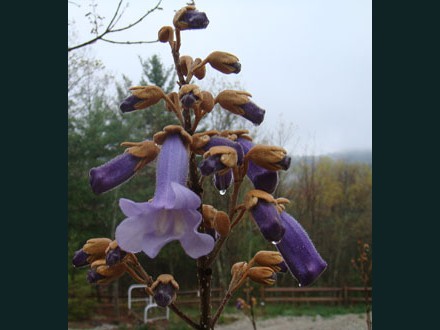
<box><xmin>73</xmin><ymin>238</ymin><xmax>128</xmax><ymax>285</ymax></box>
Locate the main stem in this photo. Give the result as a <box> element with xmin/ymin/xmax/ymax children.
<box><xmin>172</xmin><ymin>30</ymin><xmax>213</xmax><ymax>328</ymax></box>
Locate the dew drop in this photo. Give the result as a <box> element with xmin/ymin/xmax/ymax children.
<box><xmin>271</xmin><ymin>240</ymin><xmax>281</xmax><ymax>245</ymax></box>
<box><xmin>298</xmin><ymin>283</ymin><xmax>302</xmax><ymax>287</ymax></box>
<box><xmin>219</xmin><ymin>189</ymin><xmax>227</xmax><ymax>195</ymax></box>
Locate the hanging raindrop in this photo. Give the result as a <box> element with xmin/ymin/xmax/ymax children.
<box><xmin>219</xmin><ymin>189</ymin><xmax>227</xmax><ymax>195</ymax></box>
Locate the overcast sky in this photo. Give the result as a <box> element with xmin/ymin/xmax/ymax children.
<box><xmin>68</xmin><ymin>0</ymin><xmax>372</xmax><ymax>155</ymax></box>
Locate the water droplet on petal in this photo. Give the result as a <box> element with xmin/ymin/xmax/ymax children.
<box><xmin>219</xmin><ymin>189</ymin><xmax>227</xmax><ymax>195</ymax></box>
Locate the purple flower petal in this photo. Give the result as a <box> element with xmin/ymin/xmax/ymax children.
<box><xmin>214</xmin><ymin>170</ymin><xmax>233</xmax><ymax>192</ymax></box>
<box><xmin>154</xmin><ymin>134</ymin><xmax>189</xmax><ymax>203</ymax></box>
<box><xmin>181</xmin><ymin>10</ymin><xmax>209</xmax><ymax>29</ymax></box>
<box><xmin>199</xmin><ymin>154</ymin><xmax>226</xmax><ymax>176</ymax></box>
<box><xmin>240</xmin><ymin>102</ymin><xmax>265</xmax><ymax>125</ymax></box>
<box><xmin>89</xmin><ymin>153</ymin><xmax>140</xmax><ymax>195</ymax></box>
<box><xmin>250</xmin><ymin>200</ymin><xmax>285</xmax><ymax>243</ymax></box>
<box><xmin>276</xmin><ymin>212</ymin><xmax>327</xmax><ymax>286</ymax></box>
<box><xmin>115</xmin><ymin>133</ymin><xmax>214</xmax><ymax>259</ymax></box>
<box><xmin>120</xmin><ymin>95</ymin><xmax>143</xmax><ymax>113</ymax></box>
<box><xmin>201</xmin><ymin>137</ymin><xmax>244</xmax><ymax>165</ymax></box>
<box><xmin>115</xmin><ymin>209</ymin><xmax>156</xmax><ymax>253</ymax></box>
<box><xmin>72</xmin><ymin>249</ymin><xmax>89</xmax><ymax>268</ymax></box>
<box><xmin>237</xmin><ymin>137</ymin><xmax>279</xmax><ymax>193</ymax></box>
<box><xmin>180</xmin><ymin>92</ymin><xmax>197</xmax><ymax>108</ymax></box>
<box><xmin>153</xmin><ymin>283</ymin><xmax>176</xmax><ymax>307</ymax></box>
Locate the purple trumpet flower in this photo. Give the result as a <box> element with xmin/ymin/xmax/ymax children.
<box><xmin>276</xmin><ymin>212</ymin><xmax>327</xmax><ymax>286</ymax></box>
<box><xmin>115</xmin><ymin>134</ymin><xmax>215</xmax><ymax>259</ymax></box>
<box><xmin>240</xmin><ymin>102</ymin><xmax>265</xmax><ymax>126</ymax></box>
<box><xmin>89</xmin><ymin>153</ymin><xmax>141</xmax><ymax>195</ymax></box>
<box><xmin>250</xmin><ymin>200</ymin><xmax>285</xmax><ymax>243</ymax></box>
<box><xmin>214</xmin><ymin>169</ymin><xmax>233</xmax><ymax>193</ymax></box>
<box><xmin>237</xmin><ymin>137</ymin><xmax>279</xmax><ymax>193</ymax></box>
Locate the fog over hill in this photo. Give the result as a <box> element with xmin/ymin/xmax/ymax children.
<box><xmin>324</xmin><ymin>149</ymin><xmax>372</xmax><ymax>164</ymax></box>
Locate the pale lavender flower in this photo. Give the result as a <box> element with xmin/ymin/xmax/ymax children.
<box><xmin>237</xmin><ymin>137</ymin><xmax>279</xmax><ymax>193</ymax></box>
<box><xmin>115</xmin><ymin>134</ymin><xmax>215</xmax><ymax>259</ymax></box>
<box><xmin>276</xmin><ymin>212</ymin><xmax>327</xmax><ymax>286</ymax></box>
<box><xmin>250</xmin><ymin>200</ymin><xmax>285</xmax><ymax>243</ymax></box>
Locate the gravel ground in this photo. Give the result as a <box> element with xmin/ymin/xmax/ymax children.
<box><xmin>215</xmin><ymin>313</ymin><xmax>370</xmax><ymax>330</ymax></box>
<box><xmin>69</xmin><ymin>313</ymin><xmax>371</xmax><ymax>330</ymax></box>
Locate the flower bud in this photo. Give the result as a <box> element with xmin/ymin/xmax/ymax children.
<box><xmin>173</xmin><ymin>6</ymin><xmax>209</xmax><ymax>30</ymax></box>
<box><xmin>192</xmin><ymin>58</ymin><xmax>206</xmax><ymax>80</ymax></box>
<box><xmin>237</xmin><ymin>137</ymin><xmax>279</xmax><ymax>193</ymax></box>
<box><xmin>158</xmin><ymin>26</ymin><xmax>174</xmax><ymax>43</ymax></box>
<box><xmin>151</xmin><ymin>274</ymin><xmax>179</xmax><ymax>307</ymax></box>
<box><xmin>197</xmin><ymin>51</ymin><xmax>241</xmax><ymax>74</ymax></box>
<box><xmin>105</xmin><ymin>241</ymin><xmax>127</xmax><ymax>266</ymax></box>
<box><xmin>213</xmin><ymin>211</ymin><xmax>230</xmax><ymax>237</ymax></box>
<box><xmin>88</xmin><ymin>259</ymin><xmax>127</xmax><ymax>285</ymax></box>
<box><xmin>120</xmin><ymin>86</ymin><xmax>167</xmax><ymax>112</ymax></box>
<box><xmin>245</xmin><ymin>190</ymin><xmax>285</xmax><ymax>243</ymax></box>
<box><xmin>199</xmin><ymin>91</ymin><xmax>215</xmax><ymax>113</ymax></box>
<box><xmin>73</xmin><ymin>238</ymin><xmax>112</xmax><ymax>267</ymax></box>
<box><xmin>179</xmin><ymin>55</ymin><xmax>193</xmax><ymax>76</ymax></box>
<box><xmin>231</xmin><ymin>262</ymin><xmax>248</xmax><ymax>277</ymax></box>
<box><xmin>178</xmin><ymin>84</ymin><xmax>202</xmax><ymax>108</ymax></box>
<box><xmin>248</xmin><ymin>267</ymin><xmax>277</xmax><ymax>285</ymax></box>
<box><xmin>253</xmin><ymin>251</ymin><xmax>284</xmax><ymax>268</ymax></box>
<box><xmin>246</xmin><ymin>145</ymin><xmax>291</xmax><ymax>171</ymax></box>
<box><xmin>89</xmin><ymin>141</ymin><xmax>160</xmax><ymax>194</ymax></box>
<box><xmin>199</xmin><ymin>146</ymin><xmax>238</xmax><ymax>176</ymax></box>
<box><xmin>215</xmin><ymin>90</ymin><xmax>265</xmax><ymax>125</ymax></box>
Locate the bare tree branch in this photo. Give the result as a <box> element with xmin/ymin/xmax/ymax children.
<box><xmin>101</xmin><ymin>38</ymin><xmax>158</xmax><ymax>45</ymax></box>
<box><xmin>68</xmin><ymin>0</ymin><xmax>163</xmax><ymax>52</ymax></box>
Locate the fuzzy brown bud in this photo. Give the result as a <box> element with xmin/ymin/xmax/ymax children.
<box><xmin>179</xmin><ymin>55</ymin><xmax>193</xmax><ymax>76</ymax></box>
<box><xmin>248</xmin><ymin>267</ymin><xmax>277</xmax><ymax>285</ymax></box>
<box><xmin>124</xmin><ymin>86</ymin><xmax>167</xmax><ymax>111</ymax></box>
<box><xmin>213</xmin><ymin>211</ymin><xmax>231</xmax><ymax>237</ymax></box>
<box><xmin>246</xmin><ymin>145</ymin><xmax>291</xmax><ymax>171</ymax></box>
<box><xmin>192</xmin><ymin>58</ymin><xmax>206</xmax><ymax>80</ymax></box>
<box><xmin>253</xmin><ymin>251</ymin><xmax>284</xmax><ymax>269</ymax></box>
<box><xmin>195</xmin><ymin>51</ymin><xmax>241</xmax><ymax>74</ymax></box>
<box><xmin>199</xmin><ymin>91</ymin><xmax>215</xmax><ymax>113</ymax></box>
<box><xmin>158</xmin><ymin>26</ymin><xmax>174</xmax><ymax>43</ymax></box>
<box><xmin>83</xmin><ymin>238</ymin><xmax>112</xmax><ymax>262</ymax></box>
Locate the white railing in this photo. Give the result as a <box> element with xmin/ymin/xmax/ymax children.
<box><xmin>127</xmin><ymin>284</ymin><xmax>169</xmax><ymax>323</ymax></box>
